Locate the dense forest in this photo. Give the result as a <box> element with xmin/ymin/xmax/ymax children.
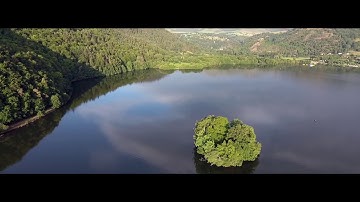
<box><xmin>1</xmin><ymin>28</ymin><xmax>360</xmax><ymax>132</ymax></box>
<box><xmin>0</xmin><ymin>28</ymin><xmax>198</xmax><ymax>131</ymax></box>
<box><xmin>13</xmin><ymin>28</ymin><xmax>199</xmax><ymax>75</ymax></box>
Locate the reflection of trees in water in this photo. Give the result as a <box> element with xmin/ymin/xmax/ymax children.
<box><xmin>68</xmin><ymin>69</ymin><xmax>168</xmax><ymax>110</ymax></box>
<box><xmin>193</xmin><ymin>148</ymin><xmax>259</xmax><ymax>174</ymax></box>
<box><xmin>0</xmin><ymin>106</ymin><xmax>67</xmax><ymax>171</ymax></box>
<box><xmin>179</xmin><ymin>69</ymin><xmax>204</xmax><ymax>73</ymax></box>
<box><xmin>0</xmin><ymin>69</ymin><xmax>169</xmax><ymax>172</ymax></box>
<box><xmin>205</xmin><ymin>64</ymin><xmax>360</xmax><ymax>74</ymax></box>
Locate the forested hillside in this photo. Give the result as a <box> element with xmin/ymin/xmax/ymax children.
<box><xmin>1</xmin><ymin>29</ymin><xmax>77</xmax><ymax>130</ymax></box>
<box><xmin>0</xmin><ymin>28</ymin><xmax>198</xmax><ymax>131</ymax></box>
<box><xmin>14</xmin><ymin>28</ymin><xmax>199</xmax><ymax>75</ymax></box>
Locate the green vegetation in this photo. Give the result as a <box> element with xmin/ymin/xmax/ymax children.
<box><xmin>13</xmin><ymin>28</ymin><xmax>198</xmax><ymax>75</ymax></box>
<box><xmin>239</xmin><ymin>28</ymin><xmax>360</xmax><ymax>57</ymax></box>
<box><xmin>0</xmin><ymin>28</ymin><xmax>196</xmax><ymax>132</ymax></box>
<box><xmin>0</xmin><ymin>29</ymin><xmax>77</xmax><ymax>130</ymax></box>
<box><xmin>194</xmin><ymin>115</ymin><xmax>261</xmax><ymax>167</ymax></box>
<box><xmin>156</xmin><ymin>54</ymin><xmax>301</xmax><ymax>70</ymax></box>
<box><xmin>1</xmin><ymin>28</ymin><xmax>360</xmax><ymax>133</ymax></box>
<box><xmin>177</xmin><ymin>28</ymin><xmax>360</xmax><ymax>68</ymax></box>
<box><xmin>281</xmin><ymin>57</ymin><xmax>310</xmax><ymax>61</ymax></box>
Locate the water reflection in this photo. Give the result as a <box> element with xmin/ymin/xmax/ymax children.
<box><xmin>193</xmin><ymin>148</ymin><xmax>259</xmax><ymax>174</ymax></box>
<box><xmin>1</xmin><ymin>67</ymin><xmax>360</xmax><ymax>173</ymax></box>
<box><xmin>95</xmin><ymin>122</ymin><xmax>195</xmax><ymax>173</ymax></box>
<box><xmin>0</xmin><ymin>69</ymin><xmax>168</xmax><ymax>172</ymax></box>
<box><xmin>0</xmin><ymin>106</ymin><xmax>68</xmax><ymax>171</ymax></box>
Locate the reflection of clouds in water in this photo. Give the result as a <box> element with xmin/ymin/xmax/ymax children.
<box><xmin>77</xmin><ymin>70</ymin><xmax>316</xmax><ymax>173</ymax></box>
<box><xmin>83</xmin><ymin>71</ymin><xmax>359</xmax><ymax>118</ymax></box>
<box><xmin>131</xmin><ymin>70</ymin><xmax>310</xmax><ymax>126</ymax></box>
<box><xmin>98</xmin><ymin>122</ymin><xmax>194</xmax><ymax>173</ymax></box>
<box><xmin>76</xmin><ymin>69</ymin><xmax>360</xmax><ymax>173</ymax></box>
<box><xmin>77</xmin><ymin>88</ymin><xmax>178</xmax><ymax>123</ymax></box>
<box><xmin>77</xmin><ymin>93</ymin><xmax>144</xmax><ymax>120</ymax></box>
<box><xmin>76</xmin><ymin>85</ymin><xmax>195</xmax><ymax>172</ymax></box>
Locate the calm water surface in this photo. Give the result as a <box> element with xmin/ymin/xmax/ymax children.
<box><xmin>1</xmin><ymin>68</ymin><xmax>360</xmax><ymax>173</ymax></box>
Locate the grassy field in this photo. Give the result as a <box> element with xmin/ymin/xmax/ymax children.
<box><xmin>156</xmin><ymin>62</ymin><xmax>207</xmax><ymax>70</ymax></box>
<box><xmin>281</xmin><ymin>57</ymin><xmax>311</xmax><ymax>61</ymax></box>
<box><xmin>155</xmin><ymin>54</ymin><xmax>305</xmax><ymax>70</ymax></box>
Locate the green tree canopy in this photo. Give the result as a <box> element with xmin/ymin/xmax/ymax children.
<box><xmin>50</xmin><ymin>94</ymin><xmax>62</xmax><ymax>109</ymax></box>
<box><xmin>194</xmin><ymin>115</ymin><xmax>261</xmax><ymax>167</ymax></box>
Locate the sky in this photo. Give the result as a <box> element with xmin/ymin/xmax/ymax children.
<box><xmin>166</xmin><ymin>28</ymin><xmax>290</xmax><ymax>34</ymax></box>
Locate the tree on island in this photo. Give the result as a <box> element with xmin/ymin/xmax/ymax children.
<box><xmin>194</xmin><ymin>115</ymin><xmax>261</xmax><ymax>167</ymax></box>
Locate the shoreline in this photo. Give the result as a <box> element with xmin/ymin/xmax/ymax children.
<box><xmin>0</xmin><ymin>90</ymin><xmax>74</xmax><ymax>136</ymax></box>
<box><xmin>0</xmin><ymin>108</ymin><xmax>56</xmax><ymax>136</ymax></box>
<box><xmin>0</xmin><ymin>74</ymin><xmax>108</xmax><ymax>136</ymax></box>
<box><xmin>1</xmin><ymin>64</ymin><xmax>359</xmax><ymax>136</ymax></box>
<box><xmin>0</xmin><ymin>74</ymin><xmax>117</xmax><ymax>136</ymax></box>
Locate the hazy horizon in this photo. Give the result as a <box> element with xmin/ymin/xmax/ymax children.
<box><xmin>166</xmin><ymin>28</ymin><xmax>290</xmax><ymax>35</ymax></box>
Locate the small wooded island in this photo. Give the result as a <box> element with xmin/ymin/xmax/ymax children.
<box><xmin>194</xmin><ymin>115</ymin><xmax>261</xmax><ymax>167</ymax></box>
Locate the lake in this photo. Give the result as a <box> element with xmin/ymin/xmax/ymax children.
<box><xmin>1</xmin><ymin>67</ymin><xmax>360</xmax><ymax>174</ymax></box>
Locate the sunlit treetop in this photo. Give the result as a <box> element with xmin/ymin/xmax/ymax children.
<box><xmin>194</xmin><ymin>115</ymin><xmax>261</xmax><ymax>167</ymax></box>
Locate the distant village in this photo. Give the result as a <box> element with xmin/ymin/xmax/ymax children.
<box><xmin>306</xmin><ymin>52</ymin><xmax>360</xmax><ymax>68</ymax></box>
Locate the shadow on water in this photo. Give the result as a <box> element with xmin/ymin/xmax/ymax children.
<box><xmin>0</xmin><ymin>69</ymin><xmax>169</xmax><ymax>171</ymax></box>
<box><xmin>193</xmin><ymin>148</ymin><xmax>259</xmax><ymax>174</ymax></box>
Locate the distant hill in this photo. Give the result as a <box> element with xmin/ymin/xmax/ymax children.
<box><xmin>176</xmin><ymin>32</ymin><xmax>246</xmax><ymax>53</ymax></box>
<box><xmin>169</xmin><ymin>28</ymin><xmax>291</xmax><ymax>53</ymax></box>
<box><xmin>172</xmin><ymin>28</ymin><xmax>360</xmax><ymax>57</ymax></box>
<box><xmin>167</xmin><ymin>28</ymin><xmax>290</xmax><ymax>36</ymax></box>
<box><xmin>240</xmin><ymin>28</ymin><xmax>360</xmax><ymax>56</ymax></box>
